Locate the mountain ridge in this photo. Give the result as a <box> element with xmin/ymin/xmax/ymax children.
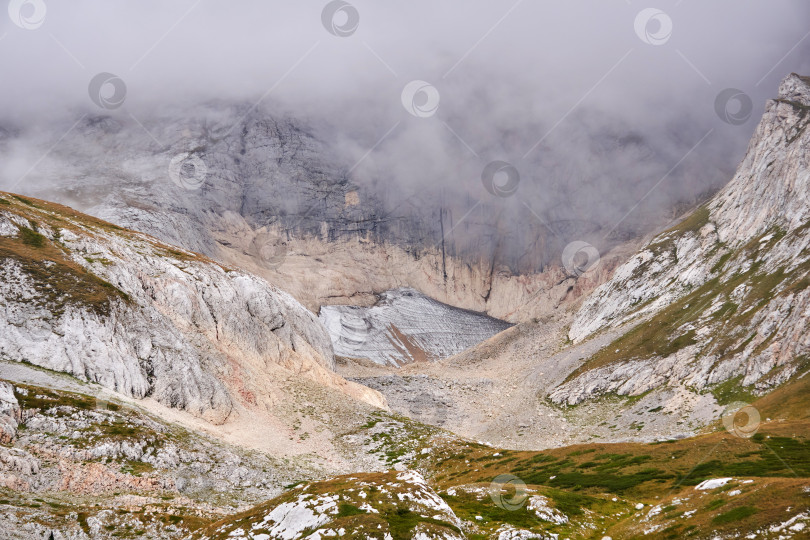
<box><xmin>0</xmin><ymin>192</ymin><xmax>386</xmax><ymax>424</ymax></box>
<box><xmin>550</xmin><ymin>72</ymin><xmax>810</xmax><ymax>405</ymax></box>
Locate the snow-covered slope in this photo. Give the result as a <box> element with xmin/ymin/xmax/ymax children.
<box><xmin>550</xmin><ymin>73</ymin><xmax>810</xmax><ymax>405</ymax></box>
<box><xmin>0</xmin><ymin>192</ymin><xmax>384</xmax><ymax>422</ymax></box>
<box><xmin>319</xmin><ymin>288</ymin><xmax>512</xmax><ymax>366</ymax></box>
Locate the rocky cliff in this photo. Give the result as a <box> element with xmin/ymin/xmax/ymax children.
<box><xmin>0</xmin><ymin>192</ymin><xmax>384</xmax><ymax>423</ymax></box>
<box><xmin>550</xmin><ymin>73</ymin><xmax>810</xmax><ymax>405</ymax></box>
<box><xmin>2</xmin><ymin>102</ymin><xmax>666</xmax><ymax>319</ymax></box>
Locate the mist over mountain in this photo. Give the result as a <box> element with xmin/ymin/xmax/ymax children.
<box><xmin>1</xmin><ymin>1</ymin><xmax>809</xmax><ymax>273</ymax></box>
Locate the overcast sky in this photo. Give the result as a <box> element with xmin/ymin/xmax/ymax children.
<box><xmin>0</xmin><ymin>1</ymin><xmax>807</xmax><ymax>116</ymax></box>
<box><xmin>1</xmin><ymin>0</ymin><xmax>809</xmax><ymax>263</ymax></box>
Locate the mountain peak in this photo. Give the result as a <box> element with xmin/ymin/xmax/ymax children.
<box><xmin>778</xmin><ymin>72</ymin><xmax>810</xmax><ymax>105</ymax></box>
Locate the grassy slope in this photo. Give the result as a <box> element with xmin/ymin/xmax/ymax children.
<box><xmin>565</xmin><ymin>201</ymin><xmax>810</xmax><ymax>406</ymax></box>
<box><xmin>195</xmin><ymin>377</ymin><xmax>810</xmax><ymax>539</ymax></box>
<box><xmin>0</xmin><ymin>191</ymin><xmax>225</xmax><ymax>320</ymax></box>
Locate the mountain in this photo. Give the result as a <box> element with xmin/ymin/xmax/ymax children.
<box><xmin>1</xmin><ymin>72</ymin><xmax>809</xmax><ymax>539</ymax></box>
<box><xmin>550</xmin><ymin>73</ymin><xmax>810</xmax><ymax>406</ymax></box>
<box><xmin>0</xmin><ymin>191</ymin><xmax>385</xmax><ymax>425</ymax></box>
<box><xmin>337</xmin><ymin>73</ymin><xmax>810</xmax><ymax>453</ymax></box>
<box><xmin>1</xmin><ymin>103</ymin><xmax>678</xmax><ymax>321</ymax></box>
<box><xmin>189</xmin><ymin>73</ymin><xmax>810</xmax><ymax>540</ymax></box>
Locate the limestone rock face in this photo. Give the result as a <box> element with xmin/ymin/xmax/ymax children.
<box><xmin>553</xmin><ymin>73</ymin><xmax>810</xmax><ymax>404</ymax></box>
<box><xmin>9</xmin><ymin>102</ymin><xmax>647</xmax><ymax>321</ymax></box>
<box><xmin>0</xmin><ymin>194</ymin><xmax>384</xmax><ymax>422</ymax></box>
<box><xmin>0</xmin><ymin>381</ymin><xmax>20</xmax><ymax>444</ymax></box>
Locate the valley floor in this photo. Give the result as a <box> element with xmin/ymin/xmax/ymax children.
<box><xmin>3</xmin><ymin>350</ymin><xmax>809</xmax><ymax>539</ymax></box>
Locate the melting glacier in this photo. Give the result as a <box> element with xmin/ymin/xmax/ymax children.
<box><xmin>319</xmin><ymin>287</ymin><xmax>513</xmax><ymax>366</ymax></box>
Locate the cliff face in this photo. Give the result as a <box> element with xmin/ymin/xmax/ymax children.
<box><xmin>4</xmin><ymin>102</ymin><xmax>654</xmax><ymax>319</ymax></box>
<box><xmin>552</xmin><ymin>74</ymin><xmax>810</xmax><ymax>405</ymax></box>
<box><xmin>0</xmin><ymin>193</ymin><xmax>384</xmax><ymax>423</ymax></box>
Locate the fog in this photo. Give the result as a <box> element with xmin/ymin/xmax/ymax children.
<box><xmin>1</xmin><ymin>0</ymin><xmax>809</xmax><ymax>270</ymax></box>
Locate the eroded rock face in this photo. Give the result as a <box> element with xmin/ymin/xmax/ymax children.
<box><xmin>553</xmin><ymin>73</ymin><xmax>810</xmax><ymax>405</ymax></box>
<box><xmin>0</xmin><ymin>381</ymin><xmax>20</xmax><ymax>444</ymax></box>
<box><xmin>0</xmin><ymin>195</ymin><xmax>384</xmax><ymax>422</ymax></box>
<box><xmin>7</xmin><ymin>101</ymin><xmax>657</xmax><ymax>321</ymax></box>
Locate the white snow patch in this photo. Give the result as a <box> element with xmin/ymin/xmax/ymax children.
<box><xmin>695</xmin><ymin>478</ymin><xmax>733</xmax><ymax>490</ymax></box>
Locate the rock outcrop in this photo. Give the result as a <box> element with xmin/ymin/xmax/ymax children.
<box><xmin>551</xmin><ymin>74</ymin><xmax>810</xmax><ymax>405</ymax></box>
<box><xmin>0</xmin><ymin>381</ymin><xmax>20</xmax><ymax>444</ymax></box>
<box><xmin>194</xmin><ymin>470</ymin><xmax>464</xmax><ymax>540</ymax></box>
<box><xmin>0</xmin><ymin>193</ymin><xmax>384</xmax><ymax>422</ymax></box>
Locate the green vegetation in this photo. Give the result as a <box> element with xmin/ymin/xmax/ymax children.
<box><xmin>712</xmin><ymin>506</ymin><xmax>757</xmax><ymax>524</ymax></box>
<box><xmin>669</xmin><ymin>206</ymin><xmax>710</xmax><ymax>235</ymax></box>
<box><xmin>337</xmin><ymin>503</ymin><xmax>365</xmax><ymax>517</ymax></box>
<box><xmin>384</xmin><ymin>506</ymin><xmax>460</xmax><ymax>539</ymax></box>
<box><xmin>681</xmin><ymin>436</ymin><xmax>810</xmax><ymax>481</ymax></box>
<box><xmin>710</xmin><ymin>376</ymin><xmax>760</xmax><ymax>405</ymax></box>
<box><xmin>10</xmin><ymin>194</ymin><xmax>36</xmax><ymax>207</ymax></box>
<box><xmin>705</xmin><ymin>499</ymin><xmax>726</xmax><ymax>511</ymax></box>
<box><xmin>18</xmin><ymin>226</ymin><xmax>45</xmax><ymax>247</ymax></box>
